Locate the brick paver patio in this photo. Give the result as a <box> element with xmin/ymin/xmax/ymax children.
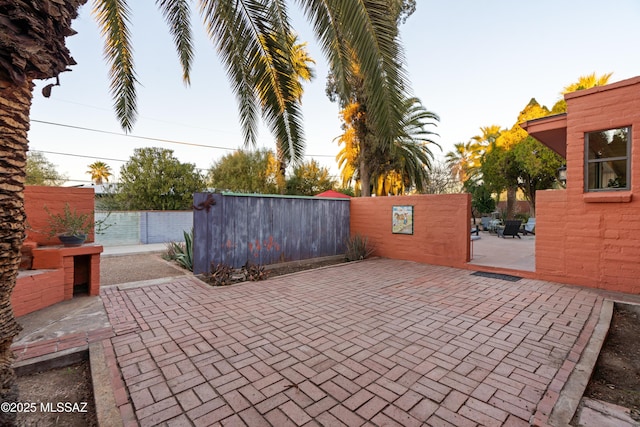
<box><xmin>101</xmin><ymin>258</ymin><xmax>606</xmax><ymax>426</ymax></box>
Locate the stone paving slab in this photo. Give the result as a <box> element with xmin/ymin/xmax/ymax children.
<box><xmin>96</xmin><ymin>258</ymin><xmax>617</xmax><ymax>426</ymax></box>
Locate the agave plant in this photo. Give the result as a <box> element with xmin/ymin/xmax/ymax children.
<box><xmin>175</xmin><ymin>229</ymin><xmax>194</xmax><ymax>271</ymax></box>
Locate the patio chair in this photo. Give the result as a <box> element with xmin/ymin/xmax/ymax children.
<box><xmin>521</xmin><ymin>217</ymin><xmax>536</xmax><ymax>235</ymax></box>
<box><xmin>498</xmin><ymin>220</ymin><xmax>522</xmax><ymax>239</ymax></box>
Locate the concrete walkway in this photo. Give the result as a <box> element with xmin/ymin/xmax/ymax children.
<box><xmin>470</xmin><ymin>232</ymin><xmax>536</xmax><ymax>272</ymax></box>
<box><xmin>95</xmin><ymin>258</ymin><xmax>610</xmax><ymax>426</ymax></box>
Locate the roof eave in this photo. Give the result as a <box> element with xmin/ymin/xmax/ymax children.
<box><xmin>520</xmin><ymin>113</ymin><xmax>568</xmax><ymax>159</ymax></box>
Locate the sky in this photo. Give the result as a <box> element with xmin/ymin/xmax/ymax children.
<box><xmin>28</xmin><ymin>0</ymin><xmax>640</xmax><ymax>186</ymax></box>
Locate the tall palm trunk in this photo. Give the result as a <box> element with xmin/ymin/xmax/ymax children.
<box><xmin>0</xmin><ymin>78</ymin><xmax>32</xmax><ymax>426</ymax></box>
<box><xmin>359</xmin><ymin>159</ymin><xmax>371</xmax><ymax>197</ymax></box>
<box><xmin>1</xmin><ymin>2</ymin><xmax>86</xmax><ymax>423</ymax></box>
<box><xmin>276</xmin><ymin>144</ymin><xmax>287</xmax><ymax>194</ymax></box>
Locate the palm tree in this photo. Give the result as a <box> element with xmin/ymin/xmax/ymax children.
<box><xmin>0</xmin><ymin>1</ymin><xmax>408</xmax><ymax>419</ymax></box>
<box><xmin>562</xmin><ymin>72</ymin><xmax>612</xmax><ymax>93</ymax></box>
<box><xmin>552</xmin><ymin>72</ymin><xmax>613</xmax><ymax>113</ymax></box>
<box><xmin>337</xmin><ymin>97</ymin><xmax>439</xmax><ymax>196</ymax></box>
<box><xmin>86</xmin><ymin>161</ymin><xmax>112</xmax><ymax>185</ymax></box>
<box><xmin>270</xmin><ymin>33</ymin><xmax>316</xmax><ymax>192</ymax></box>
<box><xmin>371</xmin><ymin>97</ymin><xmax>440</xmax><ymax>195</ymax></box>
<box><xmin>472</xmin><ymin>124</ymin><xmax>502</xmax><ymax>148</ymax></box>
<box><xmin>335</xmin><ymin>102</ymin><xmax>362</xmax><ymax>192</ymax></box>
<box><xmin>445</xmin><ymin>141</ymin><xmax>482</xmax><ymax>185</ymax></box>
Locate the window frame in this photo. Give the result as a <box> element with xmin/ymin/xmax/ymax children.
<box><xmin>584</xmin><ymin>126</ymin><xmax>631</xmax><ymax>192</ymax></box>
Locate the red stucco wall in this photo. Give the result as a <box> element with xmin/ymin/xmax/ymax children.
<box><xmin>12</xmin><ymin>270</ymin><xmax>66</xmax><ymax>317</ymax></box>
<box><xmin>15</xmin><ymin>187</ymin><xmax>102</xmax><ymax>316</ymax></box>
<box><xmin>536</xmin><ymin>76</ymin><xmax>640</xmax><ymax>293</ymax></box>
<box><xmin>350</xmin><ymin>194</ymin><xmax>471</xmax><ymax>268</ymax></box>
<box><xmin>24</xmin><ymin>186</ymin><xmax>95</xmax><ymax>245</ymax></box>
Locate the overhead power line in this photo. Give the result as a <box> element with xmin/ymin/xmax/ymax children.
<box><xmin>33</xmin><ymin>150</ymin><xmax>127</xmax><ymax>163</ymax></box>
<box><xmin>30</xmin><ymin>119</ymin><xmax>336</xmax><ymax>158</ymax></box>
<box><xmin>31</xmin><ymin>119</ymin><xmax>236</xmax><ymax>151</ymax></box>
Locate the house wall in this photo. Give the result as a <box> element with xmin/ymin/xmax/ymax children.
<box><xmin>536</xmin><ymin>77</ymin><xmax>640</xmax><ymax>293</ymax></box>
<box><xmin>24</xmin><ymin>186</ymin><xmax>95</xmax><ymax>245</ymax></box>
<box><xmin>350</xmin><ymin>194</ymin><xmax>471</xmax><ymax>268</ymax></box>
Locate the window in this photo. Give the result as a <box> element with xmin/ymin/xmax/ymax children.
<box><xmin>585</xmin><ymin>127</ymin><xmax>630</xmax><ymax>191</ymax></box>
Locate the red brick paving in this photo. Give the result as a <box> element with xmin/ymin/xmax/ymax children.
<box><xmin>92</xmin><ymin>258</ymin><xmax>625</xmax><ymax>426</ymax></box>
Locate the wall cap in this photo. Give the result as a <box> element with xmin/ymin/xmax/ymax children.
<box><xmin>583</xmin><ymin>192</ymin><xmax>633</xmax><ymax>203</ymax></box>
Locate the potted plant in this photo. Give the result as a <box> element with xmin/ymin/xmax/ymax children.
<box><xmin>44</xmin><ymin>203</ymin><xmax>96</xmax><ymax>246</ymax></box>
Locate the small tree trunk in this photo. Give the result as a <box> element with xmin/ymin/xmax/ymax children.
<box><xmin>506</xmin><ymin>186</ymin><xmax>517</xmax><ymax>220</ymax></box>
<box><xmin>0</xmin><ymin>78</ymin><xmax>32</xmax><ymax>426</ymax></box>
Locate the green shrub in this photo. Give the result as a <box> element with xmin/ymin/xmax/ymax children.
<box><xmin>344</xmin><ymin>234</ymin><xmax>375</xmax><ymax>261</ymax></box>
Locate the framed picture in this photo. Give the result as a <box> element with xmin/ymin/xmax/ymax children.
<box><xmin>392</xmin><ymin>205</ymin><xmax>413</xmax><ymax>235</ymax></box>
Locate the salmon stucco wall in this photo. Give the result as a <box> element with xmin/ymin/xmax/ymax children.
<box><xmin>12</xmin><ymin>270</ymin><xmax>65</xmax><ymax>317</ymax></box>
<box><xmin>350</xmin><ymin>194</ymin><xmax>470</xmax><ymax>268</ymax></box>
<box><xmin>536</xmin><ymin>77</ymin><xmax>640</xmax><ymax>294</ymax></box>
<box><xmin>25</xmin><ymin>186</ymin><xmax>95</xmax><ymax>245</ymax></box>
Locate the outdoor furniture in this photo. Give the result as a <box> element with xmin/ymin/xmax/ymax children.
<box><xmin>521</xmin><ymin>217</ymin><xmax>536</xmax><ymax>235</ymax></box>
<box><xmin>498</xmin><ymin>220</ymin><xmax>522</xmax><ymax>239</ymax></box>
<box><xmin>470</xmin><ymin>234</ymin><xmax>481</xmax><ymax>258</ymax></box>
<box><xmin>486</xmin><ymin>218</ymin><xmax>503</xmax><ymax>233</ymax></box>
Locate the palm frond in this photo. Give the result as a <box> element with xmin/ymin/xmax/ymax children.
<box><xmin>341</xmin><ymin>0</ymin><xmax>408</xmax><ymax>143</ymax></box>
<box><xmin>297</xmin><ymin>0</ymin><xmax>352</xmax><ymax>101</ymax></box>
<box><xmin>199</xmin><ymin>0</ymin><xmax>304</xmax><ymax>161</ymax></box>
<box><xmin>156</xmin><ymin>0</ymin><xmax>194</xmax><ymax>84</ymax></box>
<box><xmin>93</xmin><ymin>0</ymin><xmax>137</xmax><ymax>132</ymax></box>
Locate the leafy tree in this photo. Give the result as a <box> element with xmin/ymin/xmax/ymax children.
<box><xmin>335</xmin><ymin>187</ymin><xmax>355</xmax><ymax>197</ymax></box>
<box><xmin>208</xmin><ymin>149</ymin><xmax>279</xmax><ymax>194</ymax></box>
<box><xmin>25</xmin><ymin>151</ymin><xmax>67</xmax><ymax>186</ymax></box>
<box><xmin>511</xmin><ymin>137</ymin><xmax>563</xmax><ymax>215</ymax></box>
<box><xmin>285</xmin><ymin>160</ymin><xmax>335</xmax><ymax>196</ymax></box>
<box><xmin>117</xmin><ymin>148</ymin><xmax>205</xmax><ymax>210</ymax></box>
<box><xmin>86</xmin><ymin>161</ymin><xmax>112</xmax><ymax>185</ymax></box>
<box><xmin>477</xmin><ymin>99</ymin><xmax>562</xmax><ymax>217</ymax></box>
<box><xmin>464</xmin><ymin>181</ymin><xmax>496</xmax><ymax>223</ymax></box>
<box><xmin>480</xmin><ymin>144</ymin><xmax>516</xmax><ymax>204</ymax></box>
<box><xmin>0</xmin><ymin>0</ymin><xmax>410</xmax><ymax>412</ymax></box>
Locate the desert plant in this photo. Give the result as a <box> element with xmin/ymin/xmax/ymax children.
<box><xmin>242</xmin><ymin>262</ymin><xmax>269</xmax><ymax>282</ymax></box>
<box><xmin>164</xmin><ymin>241</ymin><xmax>186</xmax><ymax>262</ymax></box>
<box><xmin>175</xmin><ymin>229</ymin><xmax>193</xmax><ymax>271</ymax></box>
<box><xmin>344</xmin><ymin>234</ymin><xmax>375</xmax><ymax>261</ymax></box>
<box><xmin>43</xmin><ymin>203</ymin><xmax>110</xmax><ymax>245</ymax></box>
<box><xmin>208</xmin><ymin>263</ymin><xmax>235</xmax><ymax>286</ymax></box>
<box><xmin>164</xmin><ymin>229</ymin><xmax>193</xmax><ymax>271</ymax></box>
